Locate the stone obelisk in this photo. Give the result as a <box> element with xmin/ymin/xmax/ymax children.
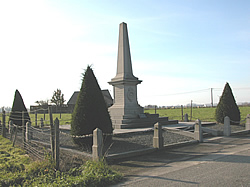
<box><xmin>109</xmin><ymin>22</ymin><xmax>143</xmax><ymax>129</ymax></box>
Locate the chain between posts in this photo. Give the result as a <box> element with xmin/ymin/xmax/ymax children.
<box><xmin>59</xmin><ymin>130</ymin><xmax>113</xmax><ymax>138</ymax></box>
<box><xmin>230</xmin><ymin>118</ymin><xmax>247</xmax><ymax>124</ymax></box>
<box><xmin>10</xmin><ymin>121</ymin><xmax>113</xmax><ymax>139</ymax></box>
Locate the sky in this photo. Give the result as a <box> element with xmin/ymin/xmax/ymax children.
<box><xmin>0</xmin><ymin>0</ymin><xmax>249</xmax><ymax>108</ymax></box>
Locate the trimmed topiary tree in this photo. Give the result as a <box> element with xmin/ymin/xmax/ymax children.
<box><xmin>215</xmin><ymin>82</ymin><xmax>240</xmax><ymax>124</ymax></box>
<box><xmin>9</xmin><ymin>89</ymin><xmax>30</xmax><ymax>126</ymax></box>
<box><xmin>71</xmin><ymin>66</ymin><xmax>113</xmax><ymax>145</ymax></box>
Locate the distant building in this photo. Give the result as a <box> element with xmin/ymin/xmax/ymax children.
<box><xmin>67</xmin><ymin>89</ymin><xmax>113</xmax><ymax>112</ymax></box>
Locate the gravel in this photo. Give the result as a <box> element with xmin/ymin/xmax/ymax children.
<box><xmin>105</xmin><ymin>123</ymin><xmax>246</xmax><ymax>155</ymax></box>
<box><xmin>54</xmin><ymin>128</ymin><xmax>195</xmax><ymax>155</ymax></box>
<box><xmin>8</xmin><ymin>123</ymin><xmax>246</xmax><ymax>171</ymax></box>
<box><xmin>206</xmin><ymin>123</ymin><xmax>245</xmax><ymax>132</ymax></box>
<box><xmin>104</xmin><ymin>129</ymin><xmax>194</xmax><ymax>155</ymax></box>
<box><xmin>30</xmin><ymin>123</ymin><xmax>247</xmax><ymax>156</ymax></box>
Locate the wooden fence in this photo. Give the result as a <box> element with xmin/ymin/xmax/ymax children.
<box><xmin>1</xmin><ymin>108</ymin><xmax>60</xmax><ymax>169</ymax></box>
<box><xmin>1</xmin><ymin>108</ymin><xmax>250</xmax><ymax>169</ymax></box>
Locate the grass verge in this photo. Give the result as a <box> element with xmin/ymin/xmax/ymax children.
<box><xmin>2</xmin><ymin>106</ymin><xmax>248</xmax><ymax>126</ymax></box>
<box><xmin>0</xmin><ymin>136</ymin><xmax>123</xmax><ymax>186</ymax></box>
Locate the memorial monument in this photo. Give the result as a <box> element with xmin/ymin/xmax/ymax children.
<box><xmin>109</xmin><ymin>22</ymin><xmax>172</xmax><ymax>129</ymax></box>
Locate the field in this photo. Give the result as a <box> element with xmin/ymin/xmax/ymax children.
<box><xmin>2</xmin><ymin>106</ymin><xmax>250</xmax><ymax>126</ymax></box>
<box><xmin>3</xmin><ymin>113</ymin><xmax>72</xmax><ymax>126</ymax></box>
<box><xmin>145</xmin><ymin>106</ymin><xmax>250</xmax><ymax>123</ymax></box>
<box><xmin>0</xmin><ymin>136</ymin><xmax>122</xmax><ymax>186</ymax></box>
<box><xmin>28</xmin><ymin>113</ymin><xmax>72</xmax><ymax>125</ymax></box>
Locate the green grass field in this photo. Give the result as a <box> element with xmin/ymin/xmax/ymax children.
<box><xmin>0</xmin><ymin>136</ymin><xmax>122</xmax><ymax>186</ymax></box>
<box><xmin>28</xmin><ymin>113</ymin><xmax>72</xmax><ymax>125</ymax></box>
<box><xmin>2</xmin><ymin>106</ymin><xmax>250</xmax><ymax>126</ymax></box>
<box><xmin>3</xmin><ymin>113</ymin><xmax>72</xmax><ymax>126</ymax></box>
<box><xmin>145</xmin><ymin>106</ymin><xmax>250</xmax><ymax>123</ymax></box>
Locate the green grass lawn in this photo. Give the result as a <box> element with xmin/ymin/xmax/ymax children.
<box><xmin>3</xmin><ymin>113</ymin><xmax>72</xmax><ymax>126</ymax></box>
<box><xmin>2</xmin><ymin>106</ymin><xmax>250</xmax><ymax>126</ymax></box>
<box><xmin>28</xmin><ymin>113</ymin><xmax>72</xmax><ymax>125</ymax></box>
<box><xmin>145</xmin><ymin>106</ymin><xmax>250</xmax><ymax>123</ymax></box>
<box><xmin>0</xmin><ymin>136</ymin><xmax>123</xmax><ymax>186</ymax></box>
<box><xmin>0</xmin><ymin>136</ymin><xmax>31</xmax><ymax>186</ymax></box>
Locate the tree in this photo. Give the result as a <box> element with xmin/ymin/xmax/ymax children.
<box><xmin>215</xmin><ymin>82</ymin><xmax>240</xmax><ymax>124</ymax></box>
<box><xmin>51</xmin><ymin>89</ymin><xmax>65</xmax><ymax>106</ymax></box>
<box><xmin>9</xmin><ymin>90</ymin><xmax>30</xmax><ymax>126</ymax></box>
<box><xmin>71</xmin><ymin>66</ymin><xmax>113</xmax><ymax>145</ymax></box>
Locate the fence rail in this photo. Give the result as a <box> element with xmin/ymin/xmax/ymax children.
<box><xmin>1</xmin><ymin>107</ymin><xmax>250</xmax><ymax>169</ymax></box>
<box><xmin>0</xmin><ymin>107</ymin><xmax>113</xmax><ymax>170</ymax></box>
<box><xmin>1</xmin><ymin>108</ymin><xmax>60</xmax><ymax>170</ymax></box>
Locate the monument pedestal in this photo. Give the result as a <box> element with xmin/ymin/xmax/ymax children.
<box><xmin>109</xmin><ymin>104</ymin><xmax>145</xmax><ymax>129</ymax></box>
<box><xmin>111</xmin><ymin>117</ymin><xmax>159</xmax><ymax>129</ymax></box>
<box><xmin>109</xmin><ymin>22</ymin><xmax>177</xmax><ymax>129</ymax></box>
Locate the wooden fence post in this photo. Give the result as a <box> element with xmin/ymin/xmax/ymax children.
<box><xmin>9</xmin><ymin>120</ymin><xmax>11</xmax><ymax>133</ymax></box>
<box><xmin>2</xmin><ymin>109</ymin><xmax>6</xmax><ymax>138</ymax></box>
<box><xmin>9</xmin><ymin>121</ymin><xmax>14</xmax><ymax>141</ymax></box>
<box><xmin>22</xmin><ymin>111</ymin><xmax>26</xmax><ymax>148</ymax></box>
<box><xmin>0</xmin><ymin>120</ymin><xmax>1</xmax><ymax>136</ymax></box>
<box><xmin>26</xmin><ymin>121</ymin><xmax>31</xmax><ymax>142</ymax></box>
<box><xmin>92</xmin><ymin>128</ymin><xmax>103</xmax><ymax>161</ymax></box>
<box><xmin>40</xmin><ymin>118</ymin><xmax>44</xmax><ymax>128</ymax></box>
<box><xmin>181</xmin><ymin>105</ymin><xmax>184</xmax><ymax>121</ymax></box>
<box><xmin>49</xmin><ymin>107</ymin><xmax>55</xmax><ymax>159</ymax></box>
<box><xmin>153</xmin><ymin>122</ymin><xmax>163</xmax><ymax>148</ymax></box>
<box><xmin>35</xmin><ymin>111</ymin><xmax>38</xmax><ymax>127</ymax></box>
<box><xmin>190</xmin><ymin>100</ymin><xmax>193</xmax><ymax>121</ymax></box>
<box><xmin>194</xmin><ymin>119</ymin><xmax>203</xmax><ymax>142</ymax></box>
<box><xmin>224</xmin><ymin>116</ymin><xmax>231</xmax><ymax>136</ymax></box>
<box><xmin>54</xmin><ymin>118</ymin><xmax>60</xmax><ymax>170</ymax></box>
<box><xmin>12</xmin><ymin>126</ymin><xmax>18</xmax><ymax>147</ymax></box>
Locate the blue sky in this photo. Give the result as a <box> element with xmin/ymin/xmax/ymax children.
<box><xmin>0</xmin><ymin>0</ymin><xmax>249</xmax><ymax>108</ymax></box>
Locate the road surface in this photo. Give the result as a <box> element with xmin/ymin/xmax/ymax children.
<box><xmin>112</xmin><ymin>134</ymin><xmax>250</xmax><ymax>186</ymax></box>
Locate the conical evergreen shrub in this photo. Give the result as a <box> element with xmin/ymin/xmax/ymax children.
<box><xmin>9</xmin><ymin>90</ymin><xmax>30</xmax><ymax>126</ymax></box>
<box><xmin>215</xmin><ymin>82</ymin><xmax>240</xmax><ymax>124</ymax></box>
<box><xmin>71</xmin><ymin>66</ymin><xmax>113</xmax><ymax>145</ymax></box>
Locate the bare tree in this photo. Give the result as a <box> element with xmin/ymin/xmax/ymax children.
<box><xmin>51</xmin><ymin>89</ymin><xmax>65</xmax><ymax>118</ymax></box>
<box><xmin>51</xmin><ymin>89</ymin><xmax>65</xmax><ymax>106</ymax></box>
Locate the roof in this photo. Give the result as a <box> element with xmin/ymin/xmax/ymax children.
<box><xmin>67</xmin><ymin>91</ymin><xmax>80</xmax><ymax>105</ymax></box>
<box><xmin>67</xmin><ymin>90</ymin><xmax>113</xmax><ymax>106</ymax></box>
<box><xmin>101</xmin><ymin>89</ymin><xmax>113</xmax><ymax>106</ymax></box>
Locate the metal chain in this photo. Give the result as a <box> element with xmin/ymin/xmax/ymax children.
<box><xmin>59</xmin><ymin>130</ymin><xmax>113</xmax><ymax>139</ymax></box>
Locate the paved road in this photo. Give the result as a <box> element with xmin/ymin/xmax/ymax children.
<box><xmin>112</xmin><ymin>134</ymin><xmax>250</xmax><ymax>186</ymax></box>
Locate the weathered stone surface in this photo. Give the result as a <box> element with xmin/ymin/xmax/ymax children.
<box><xmin>194</xmin><ymin>119</ymin><xmax>203</xmax><ymax>142</ymax></box>
<box><xmin>224</xmin><ymin>116</ymin><xmax>231</xmax><ymax>136</ymax></box>
<box><xmin>108</xmin><ymin>22</ymin><xmax>172</xmax><ymax>129</ymax></box>
<box><xmin>92</xmin><ymin>128</ymin><xmax>103</xmax><ymax>161</ymax></box>
<box><xmin>109</xmin><ymin>22</ymin><xmax>144</xmax><ymax>129</ymax></box>
<box><xmin>153</xmin><ymin>122</ymin><xmax>163</xmax><ymax>148</ymax></box>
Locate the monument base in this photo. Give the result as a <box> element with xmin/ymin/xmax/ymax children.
<box><xmin>111</xmin><ymin>114</ymin><xmax>178</xmax><ymax>129</ymax></box>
